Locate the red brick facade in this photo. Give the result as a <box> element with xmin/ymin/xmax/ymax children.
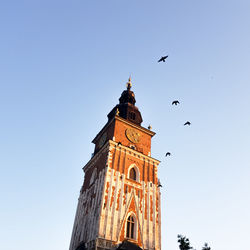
<box><xmin>69</xmin><ymin>83</ymin><xmax>161</xmax><ymax>250</ymax></box>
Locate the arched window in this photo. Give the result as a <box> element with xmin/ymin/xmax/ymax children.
<box><xmin>127</xmin><ymin>164</ymin><xmax>140</xmax><ymax>182</ymax></box>
<box><xmin>126</xmin><ymin>215</ymin><xmax>136</xmax><ymax>239</ymax></box>
<box><xmin>89</xmin><ymin>168</ymin><xmax>97</xmax><ymax>186</ymax></box>
<box><xmin>129</xmin><ymin>167</ymin><xmax>136</xmax><ymax>181</ymax></box>
<box><xmin>129</xmin><ymin>112</ymin><xmax>136</xmax><ymax>120</ymax></box>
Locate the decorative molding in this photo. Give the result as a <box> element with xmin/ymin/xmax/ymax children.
<box><xmin>109</xmin><ymin>140</ymin><xmax>160</xmax><ymax>165</ymax></box>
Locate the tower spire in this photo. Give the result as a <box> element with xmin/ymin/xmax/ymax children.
<box><xmin>69</xmin><ymin>77</ymin><xmax>161</xmax><ymax>250</ymax></box>
<box><xmin>126</xmin><ymin>76</ymin><xmax>132</xmax><ymax>90</ymax></box>
<box><xmin>107</xmin><ymin>77</ymin><xmax>142</xmax><ymax>125</ymax></box>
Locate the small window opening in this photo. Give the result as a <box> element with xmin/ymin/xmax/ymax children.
<box><xmin>126</xmin><ymin>215</ymin><xmax>135</xmax><ymax>239</ymax></box>
<box><xmin>129</xmin><ymin>112</ymin><xmax>136</xmax><ymax>120</ymax></box>
<box><xmin>129</xmin><ymin>168</ymin><xmax>136</xmax><ymax>181</ymax></box>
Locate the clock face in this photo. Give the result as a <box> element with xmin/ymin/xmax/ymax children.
<box><xmin>125</xmin><ymin>128</ymin><xmax>140</xmax><ymax>143</ymax></box>
<box><xmin>98</xmin><ymin>132</ymin><xmax>107</xmax><ymax>148</ymax></box>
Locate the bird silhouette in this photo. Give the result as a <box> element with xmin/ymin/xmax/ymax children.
<box><xmin>158</xmin><ymin>55</ymin><xmax>168</xmax><ymax>62</ymax></box>
<box><xmin>184</xmin><ymin>121</ymin><xmax>191</xmax><ymax>126</ymax></box>
<box><xmin>172</xmin><ymin>100</ymin><xmax>180</xmax><ymax>105</ymax></box>
<box><xmin>165</xmin><ymin>152</ymin><xmax>171</xmax><ymax>157</ymax></box>
<box><xmin>158</xmin><ymin>184</ymin><xmax>163</xmax><ymax>188</ymax></box>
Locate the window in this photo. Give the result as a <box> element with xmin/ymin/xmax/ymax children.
<box><xmin>89</xmin><ymin>168</ymin><xmax>97</xmax><ymax>186</ymax></box>
<box><xmin>129</xmin><ymin>168</ymin><xmax>136</xmax><ymax>181</ymax></box>
<box><xmin>129</xmin><ymin>112</ymin><xmax>136</xmax><ymax>120</ymax></box>
<box><xmin>126</xmin><ymin>215</ymin><xmax>135</xmax><ymax>239</ymax></box>
<box><xmin>127</xmin><ymin>164</ymin><xmax>140</xmax><ymax>182</ymax></box>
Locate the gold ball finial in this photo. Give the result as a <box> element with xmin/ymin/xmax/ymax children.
<box><xmin>126</xmin><ymin>76</ymin><xmax>132</xmax><ymax>90</ymax></box>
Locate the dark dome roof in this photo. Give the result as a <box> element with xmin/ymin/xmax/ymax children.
<box><xmin>119</xmin><ymin>89</ymin><xmax>136</xmax><ymax>105</ymax></box>
<box><xmin>107</xmin><ymin>78</ymin><xmax>143</xmax><ymax>126</ymax></box>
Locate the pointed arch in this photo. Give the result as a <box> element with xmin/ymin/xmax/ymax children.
<box><xmin>129</xmin><ymin>168</ymin><xmax>136</xmax><ymax>180</ymax></box>
<box><xmin>116</xmin><ymin>190</ymin><xmax>143</xmax><ymax>246</ymax></box>
<box><xmin>125</xmin><ymin>211</ymin><xmax>137</xmax><ymax>240</ymax></box>
<box><xmin>127</xmin><ymin>164</ymin><xmax>140</xmax><ymax>182</ymax></box>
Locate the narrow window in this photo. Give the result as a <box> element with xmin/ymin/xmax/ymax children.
<box><xmin>129</xmin><ymin>168</ymin><xmax>136</xmax><ymax>181</ymax></box>
<box><xmin>129</xmin><ymin>112</ymin><xmax>136</xmax><ymax>120</ymax></box>
<box><xmin>126</xmin><ymin>215</ymin><xmax>135</xmax><ymax>239</ymax></box>
<box><xmin>89</xmin><ymin>168</ymin><xmax>97</xmax><ymax>186</ymax></box>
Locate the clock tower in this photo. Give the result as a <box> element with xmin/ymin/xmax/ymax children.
<box><xmin>69</xmin><ymin>78</ymin><xmax>161</xmax><ymax>250</ymax></box>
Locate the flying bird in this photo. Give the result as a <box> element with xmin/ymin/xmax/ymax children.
<box><xmin>172</xmin><ymin>100</ymin><xmax>180</xmax><ymax>105</ymax></box>
<box><xmin>184</xmin><ymin>121</ymin><xmax>191</xmax><ymax>126</ymax></box>
<box><xmin>158</xmin><ymin>184</ymin><xmax>163</xmax><ymax>188</ymax></box>
<box><xmin>158</xmin><ymin>55</ymin><xmax>168</xmax><ymax>62</ymax></box>
<box><xmin>165</xmin><ymin>152</ymin><xmax>171</xmax><ymax>157</ymax></box>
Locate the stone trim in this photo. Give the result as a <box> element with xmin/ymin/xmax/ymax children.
<box><xmin>92</xmin><ymin>116</ymin><xmax>155</xmax><ymax>144</ymax></box>
<box><xmin>83</xmin><ymin>140</ymin><xmax>160</xmax><ymax>173</ymax></box>
<box><xmin>109</xmin><ymin>141</ymin><xmax>160</xmax><ymax>165</ymax></box>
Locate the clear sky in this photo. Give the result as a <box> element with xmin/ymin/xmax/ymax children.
<box><xmin>1</xmin><ymin>1</ymin><xmax>250</xmax><ymax>249</ymax></box>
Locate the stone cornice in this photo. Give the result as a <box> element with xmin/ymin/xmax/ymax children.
<box><xmin>83</xmin><ymin>140</ymin><xmax>110</xmax><ymax>172</ymax></box>
<box><xmin>92</xmin><ymin>117</ymin><xmax>115</xmax><ymax>144</ymax></box>
<box><xmin>92</xmin><ymin>115</ymin><xmax>156</xmax><ymax>144</ymax></box>
<box><xmin>115</xmin><ymin>116</ymin><xmax>156</xmax><ymax>136</ymax></box>
<box><xmin>109</xmin><ymin>140</ymin><xmax>160</xmax><ymax>165</ymax></box>
<box><xmin>83</xmin><ymin>139</ymin><xmax>160</xmax><ymax>173</ymax></box>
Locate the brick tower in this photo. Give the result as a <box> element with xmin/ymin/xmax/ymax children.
<box><xmin>69</xmin><ymin>78</ymin><xmax>161</xmax><ymax>250</ymax></box>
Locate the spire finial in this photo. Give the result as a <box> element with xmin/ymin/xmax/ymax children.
<box><xmin>115</xmin><ymin>108</ymin><xmax>120</xmax><ymax>116</ymax></box>
<box><xmin>126</xmin><ymin>76</ymin><xmax>132</xmax><ymax>90</ymax></box>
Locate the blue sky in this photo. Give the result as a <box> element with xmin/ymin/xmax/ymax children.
<box><xmin>1</xmin><ymin>1</ymin><xmax>250</xmax><ymax>249</ymax></box>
